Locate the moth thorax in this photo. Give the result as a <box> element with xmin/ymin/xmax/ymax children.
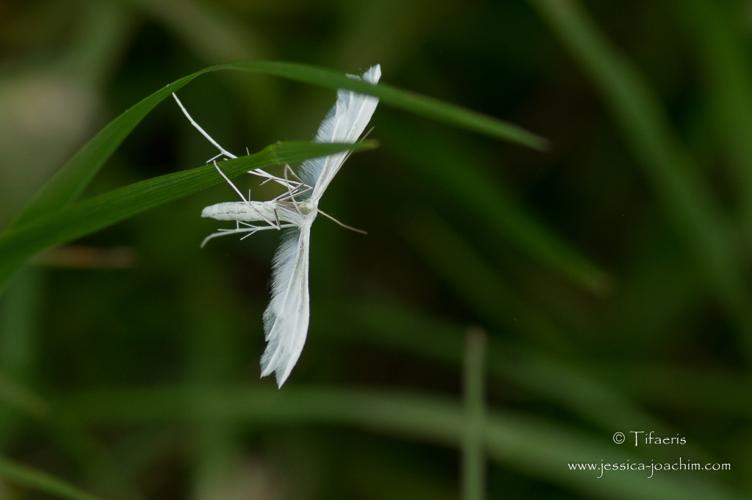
<box><xmin>297</xmin><ymin>199</ymin><xmax>317</xmax><ymax>216</ymax></box>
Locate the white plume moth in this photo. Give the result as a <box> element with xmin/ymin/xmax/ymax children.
<box><xmin>174</xmin><ymin>65</ymin><xmax>381</xmax><ymax>386</ymax></box>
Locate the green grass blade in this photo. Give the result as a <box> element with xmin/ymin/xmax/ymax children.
<box><xmin>529</xmin><ymin>0</ymin><xmax>752</xmax><ymax>357</ymax></box>
<box><xmin>320</xmin><ymin>299</ymin><xmax>664</xmax><ymax>433</ymax></box>
<box><xmin>0</xmin><ymin>273</ymin><xmax>136</xmax><ymax>496</ymax></box>
<box><xmin>220</xmin><ymin>62</ymin><xmax>548</xmax><ymax>150</ymax></box>
<box><xmin>463</xmin><ymin>330</ymin><xmax>486</xmax><ymax>500</ymax></box>
<box><xmin>0</xmin><ymin>141</ymin><xmax>372</xmax><ymax>290</ymax></box>
<box><xmin>0</xmin><ymin>269</ymin><xmax>46</xmax><ymax>446</ymax></box>
<box><xmin>680</xmin><ymin>0</ymin><xmax>752</xmax><ymax>233</ymax></box>
<box><xmin>383</xmin><ymin>122</ymin><xmax>610</xmax><ymax>294</ymax></box>
<box><xmin>59</xmin><ymin>386</ymin><xmax>745</xmax><ymax>500</ymax></box>
<box><xmin>602</xmin><ymin>364</ymin><xmax>752</xmax><ymax>416</ymax></box>
<box><xmin>12</xmin><ymin>67</ymin><xmax>204</xmax><ymax>227</ymax></box>
<box><xmin>15</xmin><ymin>60</ymin><xmax>545</xmax><ymax>228</ymax></box>
<box><xmin>0</xmin><ymin>456</ymin><xmax>100</xmax><ymax>500</ymax></box>
<box><xmin>404</xmin><ymin>211</ymin><xmax>565</xmax><ymax>348</ymax></box>
<box><xmin>183</xmin><ymin>268</ymin><xmax>243</xmax><ymax>499</ymax></box>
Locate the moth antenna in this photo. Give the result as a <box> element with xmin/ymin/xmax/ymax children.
<box><xmin>317</xmin><ymin>209</ymin><xmax>368</xmax><ymax>235</ymax></box>
<box><xmin>361</xmin><ymin>126</ymin><xmax>375</xmax><ymax>141</ymax></box>
<box><xmin>340</xmin><ymin>134</ymin><xmax>373</xmax><ymax>167</ymax></box>
<box><xmin>172</xmin><ymin>93</ymin><xmax>237</xmax><ymax>159</ymax></box>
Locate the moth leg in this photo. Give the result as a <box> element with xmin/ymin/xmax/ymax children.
<box><xmin>281</xmin><ymin>164</ymin><xmax>313</xmax><ymax>202</ymax></box>
<box><xmin>280</xmin><ymin>167</ymin><xmax>304</xmax><ymax>216</ymax></box>
<box><xmin>280</xmin><ymin>170</ymin><xmax>315</xmax><ymax>213</ymax></box>
<box><xmin>201</xmin><ymin>223</ymin><xmax>296</xmax><ymax>247</ymax></box>
<box><xmin>173</xmin><ymin>92</ymin><xmax>280</xmax><ymax>226</ymax></box>
<box><xmin>207</xmin><ymin>153</ymin><xmax>225</xmax><ymax>164</ymax></box>
<box><xmin>281</xmin><ymin>165</ymin><xmax>312</xmax><ymax>200</ymax></box>
<box><xmin>209</xmin><ymin>162</ymin><xmax>277</xmax><ymax>229</ymax></box>
<box><xmin>212</xmin><ymin>161</ymin><xmax>249</xmax><ymax>203</ymax></box>
<box><xmin>248</xmin><ymin>168</ymin><xmax>300</xmax><ymax>192</ymax></box>
<box><xmin>296</xmin><ymin>184</ymin><xmax>313</xmax><ymax>197</ymax></box>
<box><xmin>247</xmin><ymin>163</ymin><xmax>309</xmax><ymax>195</ymax></box>
<box><xmin>283</xmin><ymin>164</ymin><xmax>306</xmax><ymax>185</ymax></box>
<box><xmin>272</xmin><ymin>183</ymin><xmax>309</xmax><ymax>202</ymax></box>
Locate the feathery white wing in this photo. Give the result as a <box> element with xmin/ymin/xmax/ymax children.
<box><xmin>300</xmin><ymin>65</ymin><xmax>381</xmax><ymax>201</ymax></box>
<box><xmin>260</xmin><ymin>226</ymin><xmax>311</xmax><ymax>386</ymax></box>
<box><xmin>192</xmin><ymin>64</ymin><xmax>381</xmax><ymax>387</ymax></box>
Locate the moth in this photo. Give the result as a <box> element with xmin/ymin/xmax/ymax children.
<box><xmin>173</xmin><ymin>65</ymin><xmax>381</xmax><ymax>386</ymax></box>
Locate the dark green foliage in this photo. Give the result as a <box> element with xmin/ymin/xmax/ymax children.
<box><xmin>0</xmin><ymin>0</ymin><xmax>748</xmax><ymax>499</ymax></box>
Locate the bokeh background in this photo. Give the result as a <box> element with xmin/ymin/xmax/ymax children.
<box><xmin>1</xmin><ymin>0</ymin><xmax>751</xmax><ymax>499</ymax></box>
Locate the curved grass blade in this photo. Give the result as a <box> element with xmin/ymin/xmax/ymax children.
<box><xmin>15</xmin><ymin>60</ymin><xmax>545</xmax><ymax>228</ymax></box>
<box><xmin>680</xmin><ymin>0</ymin><xmax>752</xmax><ymax>234</ymax></box>
<box><xmin>383</xmin><ymin>121</ymin><xmax>610</xmax><ymax>294</ymax></box>
<box><xmin>319</xmin><ymin>299</ymin><xmax>664</xmax><ymax>433</ymax></box>
<box><xmin>463</xmin><ymin>330</ymin><xmax>486</xmax><ymax>500</ymax></box>
<box><xmin>529</xmin><ymin>0</ymin><xmax>752</xmax><ymax>359</ymax></box>
<box><xmin>404</xmin><ymin>211</ymin><xmax>564</xmax><ymax>348</ymax></box>
<box><xmin>60</xmin><ymin>386</ymin><xmax>745</xmax><ymax>500</ymax></box>
<box><xmin>0</xmin><ymin>269</ymin><xmax>47</xmax><ymax>446</ymax></box>
<box><xmin>0</xmin><ymin>141</ymin><xmax>372</xmax><ymax>290</ymax></box>
<box><xmin>0</xmin><ymin>456</ymin><xmax>100</xmax><ymax>500</ymax></box>
<box><xmin>220</xmin><ymin>62</ymin><xmax>547</xmax><ymax>150</ymax></box>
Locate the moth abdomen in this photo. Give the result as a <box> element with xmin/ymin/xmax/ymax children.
<box><xmin>201</xmin><ymin>201</ymin><xmax>280</xmax><ymax>222</ymax></box>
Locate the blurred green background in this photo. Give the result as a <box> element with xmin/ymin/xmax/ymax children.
<box><xmin>1</xmin><ymin>0</ymin><xmax>751</xmax><ymax>498</ymax></box>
